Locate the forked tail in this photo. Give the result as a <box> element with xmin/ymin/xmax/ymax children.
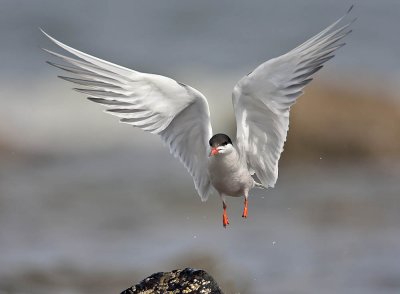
<box><xmin>254</xmin><ymin>181</ymin><xmax>267</xmax><ymax>189</ymax></box>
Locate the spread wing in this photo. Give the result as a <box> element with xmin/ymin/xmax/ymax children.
<box><xmin>42</xmin><ymin>30</ymin><xmax>214</xmax><ymax>201</ymax></box>
<box><xmin>232</xmin><ymin>7</ymin><xmax>355</xmax><ymax>188</ymax></box>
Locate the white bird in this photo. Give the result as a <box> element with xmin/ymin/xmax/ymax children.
<box><xmin>42</xmin><ymin>7</ymin><xmax>354</xmax><ymax>227</ymax></box>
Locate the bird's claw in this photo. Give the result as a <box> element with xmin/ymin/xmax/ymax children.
<box><xmin>242</xmin><ymin>208</ymin><xmax>248</xmax><ymax>218</ymax></box>
<box><xmin>242</xmin><ymin>199</ymin><xmax>248</xmax><ymax>218</ymax></box>
<box><xmin>223</xmin><ymin>210</ymin><xmax>230</xmax><ymax>228</ymax></box>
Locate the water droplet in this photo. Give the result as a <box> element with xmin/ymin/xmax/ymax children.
<box><xmin>193</xmin><ymin>235</ymin><xmax>197</xmax><ymax>239</ymax></box>
<box><xmin>272</xmin><ymin>241</ymin><xmax>276</xmax><ymax>246</ymax></box>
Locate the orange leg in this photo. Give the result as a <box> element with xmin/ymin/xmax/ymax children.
<box><xmin>242</xmin><ymin>198</ymin><xmax>248</xmax><ymax>218</ymax></box>
<box><xmin>222</xmin><ymin>202</ymin><xmax>230</xmax><ymax>228</ymax></box>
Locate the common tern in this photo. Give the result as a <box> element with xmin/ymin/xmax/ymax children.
<box><xmin>42</xmin><ymin>6</ymin><xmax>354</xmax><ymax>227</ymax></box>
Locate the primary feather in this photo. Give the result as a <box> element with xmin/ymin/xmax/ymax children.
<box><xmin>42</xmin><ymin>30</ymin><xmax>214</xmax><ymax>201</ymax></box>
<box><xmin>232</xmin><ymin>7</ymin><xmax>354</xmax><ymax>188</ymax></box>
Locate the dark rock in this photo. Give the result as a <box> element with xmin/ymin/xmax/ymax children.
<box><xmin>121</xmin><ymin>268</ymin><xmax>224</xmax><ymax>294</ymax></box>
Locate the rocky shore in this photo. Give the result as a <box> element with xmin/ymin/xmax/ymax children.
<box><xmin>121</xmin><ymin>268</ymin><xmax>223</xmax><ymax>294</ymax></box>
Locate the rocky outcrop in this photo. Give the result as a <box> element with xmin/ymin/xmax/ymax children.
<box><xmin>121</xmin><ymin>268</ymin><xmax>223</xmax><ymax>294</ymax></box>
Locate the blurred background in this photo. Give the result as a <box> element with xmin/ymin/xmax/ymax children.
<box><xmin>1</xmin><ymin>0</ymin><xmax>400</xmax><ymax>293</ymax></box>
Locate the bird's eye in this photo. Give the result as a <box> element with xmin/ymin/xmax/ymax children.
<box><xmin>222</xmin><ymin>141</ymin><xmax>228</xmax><ymax>146</ymax></box>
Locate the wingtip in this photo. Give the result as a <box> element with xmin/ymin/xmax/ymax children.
<box><xmin>45</xmin><ymin>60</ymin><xmax>62</xmax><ymax>69</ymax></box>
<box><xmin>347</xmin><ymin>4</ymin><xmax>354</xmax><ymax>14</ymax></box>
<box><xmin>40</xmin><ymin>30</ymin><xmax>56</xmax><ymax>54</ymax></box>
<box><xmin>57</xmin><ymin>75</ymin><xmax>71</xmax><ymax>82</ymax></box>
<box><xmin>39</xmin><ymin>28</ymin><xmax>61</xmax><ymax>45</ymax></box>
<box><xmin>41</xmin><ymin>47</ymin><xmax>51</xmax><ymax>54</ymax></box>
<box><xmin>39</xmin><ymin>27</ymin><xmax>51</xmax><ymax>38</ymax></box>
<box><xmin>41</xmin><ymin>48</ymin><xmax>60</xmax><ymax>57</ymax></box>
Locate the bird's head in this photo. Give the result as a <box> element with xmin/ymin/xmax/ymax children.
<box><xmin>209</xmin><ymin>133</ymin><xmax>233</xmax><ymax>157</ymax></box>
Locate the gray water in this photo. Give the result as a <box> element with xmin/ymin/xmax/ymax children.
<box><xmin>0</xmin><ymin>147</ymin><xmax>399</xmax><ymax>293</ymax></box>
<box><xmin>2</xmin><ymin>0</ymin><xmax>400</xmax><ymax>80</ymax></box>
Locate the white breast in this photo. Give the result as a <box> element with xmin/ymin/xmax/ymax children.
<box><xmin>208</xmin><ymin>148</ymin><xmax>254</xmax><ymax>197</ymax></box>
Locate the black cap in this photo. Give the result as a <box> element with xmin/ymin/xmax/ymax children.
<box><xmin>209</xmin><ymin>133</ymin><xmax>232</xmax><ymax>147</ymax></box>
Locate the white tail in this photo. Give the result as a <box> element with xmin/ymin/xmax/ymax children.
<box><xmin>254</xmin><ymin>181</ymin><xmax>267</xmax><ymax>189</ymax></box>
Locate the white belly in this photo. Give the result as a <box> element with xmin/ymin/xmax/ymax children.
<box><xmin>208</xmin><ymin>151</ymin><xmax>254</xmax><ymax>197</ymax></box>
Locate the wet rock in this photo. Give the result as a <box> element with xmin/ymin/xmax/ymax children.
<box><xmin>121</xmin><ymin>268</ymin><xmax>223</xmax><ymax>294</ymax></box>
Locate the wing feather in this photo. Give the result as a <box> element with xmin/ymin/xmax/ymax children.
<box><xmin>232</xmin><ymin>8</ymin><xmax>355</xmax><ymax>188</ymax></box>
<box><xmin>42</xmin><ymin>30</ymin><xmax>214</xmax><ymax>201</ymax></box>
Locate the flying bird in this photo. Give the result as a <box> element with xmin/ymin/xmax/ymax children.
<box><xmin>42</xmin><ymin>7</ymin><xmax>354</xmax><ymax>227</ymax></box>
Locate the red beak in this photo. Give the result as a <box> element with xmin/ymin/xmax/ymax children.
<box><xmin>209</xmin><ymin>147</ymin><xmax>219</xmax><ymax>156</ymax></box>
